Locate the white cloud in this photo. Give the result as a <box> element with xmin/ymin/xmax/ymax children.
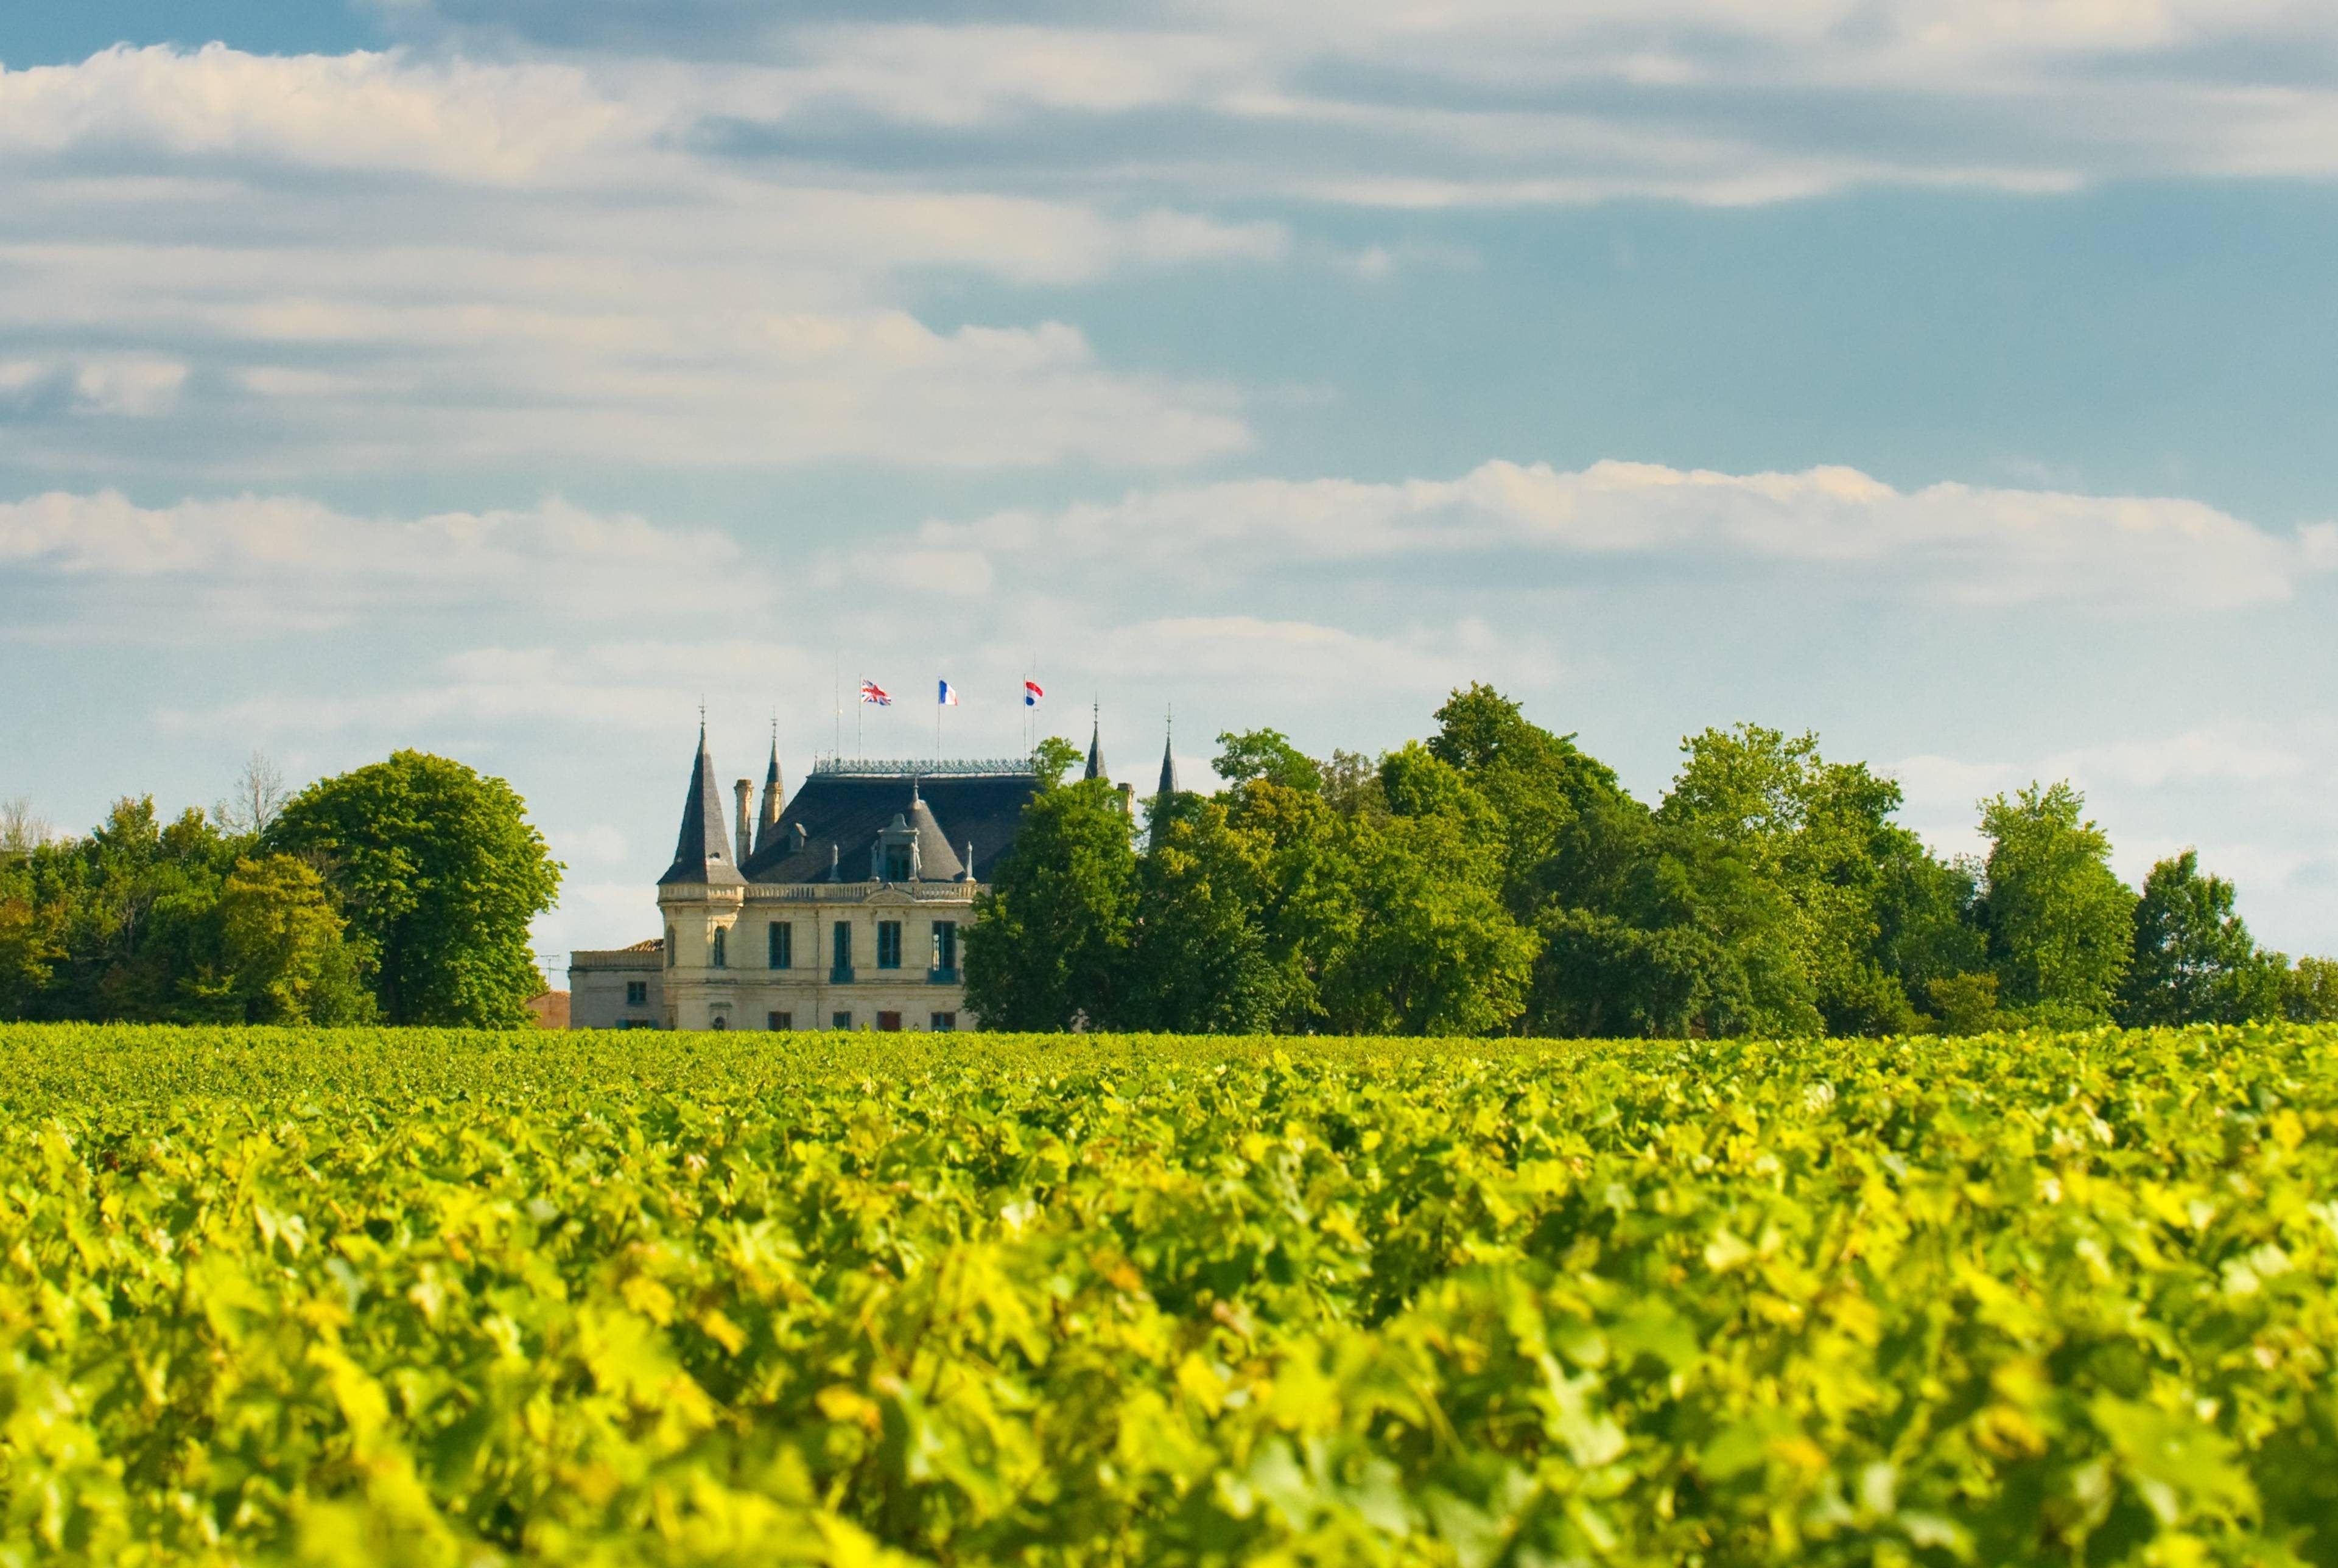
<box><xmin>1889</xmin><ymin>716</ymin><xmax>2338</xmax><ymax>951</ymax></box>
<box><xmin>901</xmin><ymin>460</ymin><xmax>2323</xmax><ymax>610</ymax></box>
<box><xmin>0</xmin><ymin>356</ymin><xmax>188</xmax><ymax>415</ymax></box>
<box><xmin>0</xmin><ymin>44</ymin><xmax>646</xmax><ymax>183</ymax></box>
<box><xmin>0</xmin><ymin>490</ymin><xmax>757</xmax><ymax>627</ymax></box>
<box><xmin>0</xmin><ymin>45</ymin><xmax>1273</xmax><ymax>478</ymax></box>
<box><xmin>169</xmin><ymin>639</ymin><xmax>829</xmax><ymax>734</ymax></box>
<box><xmin>365</xmin><ymin>2</ymin><xmax>2338</xmax><ymax>203</ymax></box>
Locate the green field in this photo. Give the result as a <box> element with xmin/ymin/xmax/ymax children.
<box><xmin>0</xmin><ymin>1024</ymin><xmax>2331</xmax><ymax>1566</ymax></box>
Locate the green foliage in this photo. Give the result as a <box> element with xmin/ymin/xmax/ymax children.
<box><xmin>214</xmin><ymin>855</ymin><xmax>379</xmax><ymax>1025</ymax></box>
<box><xmin>962</xmin><ymin>779</ymin><xmax>1137</xmax><ymax>1029</ymax></box>
<box><xmin>1212</xmin><ymin>728</ymin><xmax>1324</xmax><ymax>793</ymax></box>
<box><xmin>1926</xmin><ymin>971</ymin><xmax>2004</xmax><ymax>1034</ymax></box>
<box><xmin>264</xmin><ymin>751</ymin><xmax>561</xmax><ymax>1028</ymax></box>
<box><xmin>1979</xmin><ymin>782</ymin><xmax>2138</xmax><ymax>1020</ymax></box>
<box><xmin>2119</xmin><ymin>851</ymin><xmax>2284</xmax><ymax>1026</ymax></box>
<box><xmin>0</xmin><ymin>797</ymin><xmax>255</xmax><ymax>1021</ymax></box>
<box><xmin>1028</xmin><ymin>734</ymin><xmax>1084</xmax><ymax>789</ymax></box>
<box><xmin>1323</xmin><ymin>805</ymin><xmax>1538</xmax><ymax>1035</ymax></box>
<box><xmin>986</xmin><ymin>688</ymin><xmax>2272</xmax><ymax>1043</ymax></box>
<box><xmin>0</xmin><ymin>1021</ymin><xmax>2333</xmax><ymax>1566</ymax></box>
<box><xmin>1123</xmin><ymin>796</ymin><xmax>1280</xmax><ymax>1032</ymax></box>
<box><xmin>2285</xmin><ymin>955</ymin><xmax>2338</xmax><ymax>1023</ymax></box>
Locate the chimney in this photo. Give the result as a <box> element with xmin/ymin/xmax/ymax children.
<box><xmin>733</xmin><ymin>780</ymin><xmax>753</xmax><ymax>866</ymax></box>
<box><xmin>1117</xmin><ymin>781</ymin><xmax>1134</xmax><ymax>817</ymax></box>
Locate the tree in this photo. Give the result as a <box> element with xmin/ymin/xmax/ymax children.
<box><xmin>0</xmin><ymin>798</ymin><xmax>52</xmax><ymax>862</ymax></box>
<box><xmin>1321</xmin><ymin>747</ymin><xmax>1537</xmax><ymax>1035</ymax></box>
<box><xmin>214</xmin><ymin>752</ymin><xmax>289</xmax><ymax>838</ymax></box>
<box><xmin>1977</xmin><ymin>782</ymin><xmax>2136</xmax><ymax>1022</ymax></box>
<box><xmin>2283</xmin><ymin>956</ymin><xmax>2338</xmax><ymax>1023</ymax></box>
<box><xmin>1656</xmin><ymin>725</ymin><xmax>1926</xmax><ymax>1036</ymax></box>
<box><xmin>1030</xmin><ymin>735</ymin><xmax>1084</xmax><ymax>789</ymax></box>
<box><xmin>215</xmin><ymin>855</ymin><xmax>377</xmax><ymax>1024</ymax></box>
<box><xmin>1319</xmin><ymin>750</ymin><xmax>1389</xmax><ymax>823</ymax></box>
<box><xmin>964</xmin><ymin>778</ymin><xmax>1137</xmax><ymax>1030</ymax></box>
<box><xmin>0</xmin><ymin>897</ymin><xmax>61</xmax><ymax>1020</ymax></box>
<box><xmin>1213</xmin><ymin>730</ymin><xmax>1323</xmax><ymax>793</ymax></box>
<box><xmin>1220</xmin><ymin>777</ymin><xmax>1370</xmax><ymax>1032</ymax></box>
<box><xmin>1122</xmin><ymin>796</ymin><xmax>1280</xmax><ymax>1032</ymax></box>
<box><xmin>1324</xmin><ymin>808</ymin><xmax>1537</xmax><ymax>1036</ymax></box>
<box><xmin>2116</xmin><ymin>851</ymin><xmax>2282</xmax><ymax>1026</ymax></box>
<box><xmin>1925</xmin><ymin>972</ymin><xmax>2003</xmax><ymax>1035</ymax></box>
<box><xmin>265</xmin><ymin>752</ymin><xmax>561</xmax><ymax>1027</ymax></box>
<box><xmin>1530</xmin><ymin>908</ymin><xmax>1741</xmax><ymax>1038</ymax></box>
<box><xmin>1426</xmin><ymin>684</ymin><xmax>1624</xmax><ymax>919</ymax></box>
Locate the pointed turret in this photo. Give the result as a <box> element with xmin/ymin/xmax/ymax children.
<box><xmin>751</xmin><ymin>733</ymin><xmax>784</xmax><ymax>856</ymax></box>
<box><xmin>658</xmin><ymin>724</ymin><xmax>745</xmax><ymax>887</ymax></box>
<box><xmin>1084</xmin><ymin>704</ymin><xmax>1106</xmax><ymax>782</ymax></box>
<box><xmin>905</xmin><ymin>780</ymin><xmax>964</xmax><ymax>881</ymax></box>
<box><xmin>1157</xmin><ymin>721</ymin><xmax>1178</xmax><ymax>801</ymax></box>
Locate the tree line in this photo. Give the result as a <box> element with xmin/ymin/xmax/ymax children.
<box><xmin>966</xmin><ymin>685</ymin><xmax>2337</xmax><ymax>1037</ymax></box>
<box><xmin>0</xmin><ymin>752</ymin><xmax>561</xmax><ymax>1028</ymax></box>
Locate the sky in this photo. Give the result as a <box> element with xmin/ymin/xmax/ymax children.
<box><xmin>3</xmin><ymin>1</ymin><xmax>2336</xmax><ymax>971</ymax></box>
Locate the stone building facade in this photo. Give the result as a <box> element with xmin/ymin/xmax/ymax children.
<box><xmin>568</xmin><ymin>726</ymin><xmax>1042</xmax><ymax>1031</ymax></box>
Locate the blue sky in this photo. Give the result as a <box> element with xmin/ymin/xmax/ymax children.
<box><xmin>4</xmin><ymin>1</ymin><xmax>2335</xmax><ymax>965</ymax></box>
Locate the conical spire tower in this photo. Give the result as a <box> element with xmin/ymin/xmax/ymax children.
<box><xmin>1084</xmin><ymin>702</ymin><xmax>1106</xmax><ymax>782</ymax></box>
<box><xmin>658</xmin><ymin>723</ymin><xmax>745</xmax><ymax>887</ymax></box>
<box><xmin>752</xmin><ymin>728</ymin><xmax>784</xmax><ymax>857</ymax></box>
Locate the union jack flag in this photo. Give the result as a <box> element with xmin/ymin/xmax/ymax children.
<box><xmin>858</xmin><ymin>679</ymin><xmax>891</xmax><ymax>706</ymax></box>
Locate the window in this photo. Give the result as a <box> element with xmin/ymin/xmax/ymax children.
<box><xmin>665</xmin><ymin>927</ymin><xmax>675</xmax><ymax>967</ymax></box>
<box><xmin>877</xmin><ymin>921</ymin><xmax>903</xmax><ymax>969</ymax></box>
<box><xmin>830</xmin><ymin>920</ymin><xmax>853</xmax><ymax>979</ymax></box>
<box><xmin>711</xmin><ymin>926</ymin><xmax>728</xmax><ymax>968</ymax></box>
<box><xmin>884</xmin><ymin>845</ymin><xmax>912</xmax><ymax>881</ymax></box>
<box><xmin>830</xmin><ymin>1010</ymin><xmax>852</xmax><ymax>1031</ymax></box>
<box><xmin>930</xmin><ymin>920</ymin><xmax>957</xmax><ymax>975</ymax></box>
<box><xmin>768</xmin><ymin>920</ymin><xmax>792</xmax><ymax>969</ymax></box>
<box><xmin>877</xmin><ymin>1010</ymin><xmax>902</xmax><ymax>1032</ymax></box>
<box><xmin>625</xmin><ymin>981</ymin><xmax>647</xmax><ymax>1005</ymax></box>
<box><xmin>710</xmin><ymin>1013</ymin><xmax>728</xmax><ymax>1031</ymax></box>
<box><xmin>768</xmin><ymin>1010</ymin><xmax>792</xmax><ymax>1031</ymax></box>
<box><xmin>930</xmin><ymin>1011</ymin><xmax>957</xmax><ymax>1032</ymax></box>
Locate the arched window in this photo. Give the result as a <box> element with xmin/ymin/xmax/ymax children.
<box><xmin>665</xmin><ymin>927</ymin><xmax>675</xmax><ymax>967</ymax></box>
<box><xmin>711</xmin><ymin>926</ymin><xmax>728</xmax><ymax>968</ymax></box>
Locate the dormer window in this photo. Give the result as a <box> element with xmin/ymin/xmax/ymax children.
<box><xmin>872</xmin><ymin>810</ymin><xmax>921</xmax><ymax>883</ymax></box>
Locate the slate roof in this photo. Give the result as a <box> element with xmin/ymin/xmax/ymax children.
<box><xmin>1084</xmin><ymin>718</ymin><xmax>1106</xmax><ymax>782</ymax></box>
<box><xmin>902</xmin><ymin>791</ymin><xmax>967</xmax><ymax>880</ymax></box>
<box><xmin>1157</xmin><ymin>731</ymin><xmax>1178</xmax><ymax>798</ymax></box>
<box><xmin>741</xmin><ymin>769</ymin><xmax>1038</xmax><ymax>884</ymax></box>
<box><xmin>659</xmin><ymin>726</ymin><xmax>746</xmax><ymax>887</ymax></box>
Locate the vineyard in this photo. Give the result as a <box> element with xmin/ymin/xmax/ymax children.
<box><xmin>0</xmin><ymin>1024</ymin><xmax>2331</xmax><ymax>1566</ymax></box>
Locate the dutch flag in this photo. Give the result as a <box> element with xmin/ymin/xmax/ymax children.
<box><xmin>1023</xmin><ymin>679</ymin><xmax>1044</xmax><ymax>708</ymax></box>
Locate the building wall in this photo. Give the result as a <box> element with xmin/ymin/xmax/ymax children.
<box><xmin>659</xmin><ymin>881</ymin><xmax>978</xmax><ymax>1031</ymax></box>
<box><xmin>569</xmin><ymin>951</ymin><xmax>665</xmax><ymax>1029</ymax></box>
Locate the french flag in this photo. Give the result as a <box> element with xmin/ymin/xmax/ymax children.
<box><xmin>938</xmin><ymin>679</ymin><xmax>959</xmax><ymax>706</ymax></box>
<box><xmin>1023</xmin><ymin>679</ymin><xmax>1044</xmax><ymax>708</ymax></box>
